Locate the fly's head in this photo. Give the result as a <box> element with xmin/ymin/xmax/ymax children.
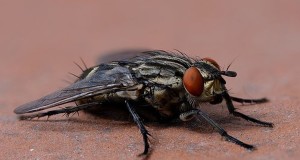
<box><xmin>183</xmin><ymin>57</ymin><xmax>237</xmax><ymax>107</ymax></box>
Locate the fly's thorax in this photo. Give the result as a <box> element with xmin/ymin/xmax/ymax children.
<box><xmin>132</xmin><ymin>62</ymin><xmax>189</xmax><ymax>118</ymax></box>
<box><xmin>143</xmin><ymin>82</ymin><xmax>186</xmax><ymax>118</ymax></box>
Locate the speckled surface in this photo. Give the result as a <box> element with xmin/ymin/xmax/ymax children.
<box><xmin>1</xmin><ymin>1</ymin><xmax>300</xmax><ymax>159</ymax></box>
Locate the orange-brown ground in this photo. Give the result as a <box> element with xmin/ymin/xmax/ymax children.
<box><xmin>1</xmin><ymin>1</ymin><xmax>299</xmax><ymax>159</ymax></box>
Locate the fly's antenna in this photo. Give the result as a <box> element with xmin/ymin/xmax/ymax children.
<box><xmin>221</xmin><ymin>56</ymin><xmax>239</xmax><ymax>77</ymax></box>
<box><xmin>226</xmin><ymin>56</ymin><xmax>238</xmax><ymax>71</ymax></box>
<box><xmin>220</xmin><ymin>70</ymin><xmax>237</xmax><ymax>77</ymax></box>
<box><xmin>226</xmin><ymin>61</ymin><xmax>233</xmax><ymax>71</ymax></box>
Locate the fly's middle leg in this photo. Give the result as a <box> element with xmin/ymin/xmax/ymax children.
<box><xmin>195</xmin><ymin>108</ymin><xmax>256</xmax><ymax>150</ymax></box>
<box><xmin>125</xmin><ymin>100</ymin><xmax>151</xmax><ymax>155</ymax></box>
<box><xmin>179</xmin><ymin>109</ymin><xmax>256</xmax><ymax>150</ymax></box>
<box><xmin>179</xmin><ymin>110</ymin><xmax>197</xmax><ymax>121</ymax></box>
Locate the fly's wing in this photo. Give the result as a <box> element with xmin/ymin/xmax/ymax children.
<box><xmin>14</xmin><ymin>64</ymin><xmax>138</xmax><ymax>114</ymax></box>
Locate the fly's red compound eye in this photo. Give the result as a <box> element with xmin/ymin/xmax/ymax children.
<box><xmin>202</xmin><ymin>57</ymin><xmax>220</xmax><ymax>70</ymax></box>
<box><xmin>183</xmin><ymin>67</ymin><xmax>204</xmax><ymax>97</ymax></box>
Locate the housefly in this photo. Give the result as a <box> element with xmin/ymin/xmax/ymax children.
<box><xmin>14</xmin><ymin>50</ymin><xmax>273</xmax><ymax>154</ymax></box>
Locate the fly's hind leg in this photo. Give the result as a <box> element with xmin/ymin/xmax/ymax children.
<box><xmin>18</xmin><ymin>102</ymin><xmax>101</xmax><ymax>120</ymax></box>
<box><xmin>222</xmin><ymin>91</ymin><xmax>273</xmax><ymax>127</ymax></box>
<box><xmin>125</xmin><ymin>100</ymin><xmax>151</xmax><ymax>155</ymax></box>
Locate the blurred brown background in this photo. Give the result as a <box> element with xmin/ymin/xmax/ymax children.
<box><xmin>0</xmin><ymin>0</ymin><xmax>299</xmax><ymax>159</ymax></box>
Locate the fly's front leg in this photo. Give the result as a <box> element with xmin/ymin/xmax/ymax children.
<box><xmin>230</xmin><ymin>96</ymin><xmax>268</xmax><ymax>104</ymax></box>
<box><xmin>18</xmin><ymin>102</ymin><xmax>101</xmax><ymax>120</ymax></box>
<box><xmin>125</xmin><ymin>100</ymin><xmax>151</xmax><ymax>155</ymax></box>
<box><xmin>222</xmin><ymin>91</ymin><xmax>273</xmax><ymax>127</ymax></box>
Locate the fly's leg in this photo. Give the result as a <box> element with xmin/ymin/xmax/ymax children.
<box><xmin>18</xmin><ymin>102</ymin><xmax>100</xmax><ymax>120</ymax></box>
<box><xmin>230</xmin><ymin>96</ymin><xmax>268</xmax><ymax>104</ymax></box>
<box><xmin>194</xmin><ymin>109</ymin><xmax>256</xmax><ymax>150</ymax></box>
<box><xmin>222</xmin><ymin>92</ymin><xmax>273</xmax><ymax>127</ymax></box>
<box><xmin>125</xmin><ymin>100</ymin><xmax>151</xmax><ymax>155</ymax></box>
<box><xmin>179</xmin><ymin>110</ymin><xmax>197</xmax><ymax>121</ymax></box>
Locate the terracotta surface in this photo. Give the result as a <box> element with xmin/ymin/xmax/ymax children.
<box><xmin>1</xmin><ymin>1</ymin><xmax>299</xmax><ymax>159</ymax></box>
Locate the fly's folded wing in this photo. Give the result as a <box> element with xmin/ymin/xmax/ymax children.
<box><xmin>14</xmin><ymin>65</ymin><xmax>138</xmax><ymax>114</ymax></box>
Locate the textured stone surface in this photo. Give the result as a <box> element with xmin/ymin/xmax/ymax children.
<box><xmin>1</xmin><ymin>1</ymin><xmax>299</xmax><ymax>159</ymax></box>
